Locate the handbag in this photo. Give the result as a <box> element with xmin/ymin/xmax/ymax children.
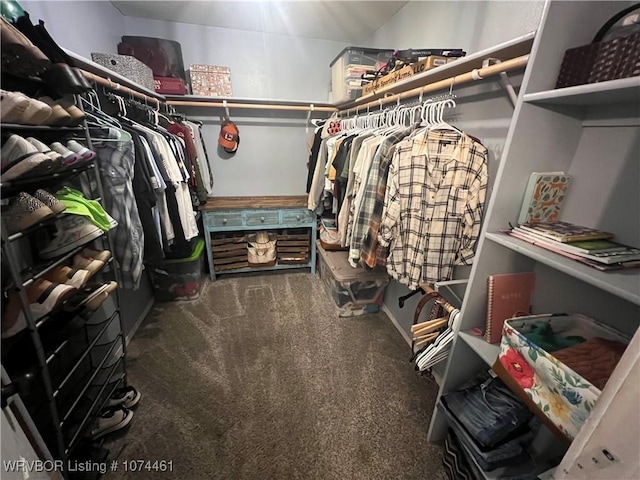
<box><xmin>556</xmin><ymin>3</ymin><xmax>640</xmax><ymax>88</ymax></box>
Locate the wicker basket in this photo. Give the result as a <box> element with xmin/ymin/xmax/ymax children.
<box><xmin>556</xmin><ymin>4</ymin><xmax>640</xmax><ymax>88</ymax></box>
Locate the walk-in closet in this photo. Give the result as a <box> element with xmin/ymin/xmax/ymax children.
<box><xmin>1</xmin><ymin>1</ymin><xmax>639</xmax><ymax>479</ymax></box>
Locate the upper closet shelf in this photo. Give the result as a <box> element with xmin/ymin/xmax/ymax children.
<box><xmin>64</xmin><ymin>48</ymin><xmax>165</xmax><ymax>101</ymax></box>
<box><xmin>338</xmin><ymin>31</ymin><xmax>535</xmax><ymax>110</ymax></box>
<box><xmin>524</xmin><ymin>77</ymin><xmax>640</xmax><ymax>106</ymax></box>
<box><xmin>486</xmin><ymin>232</ymin><xmax>640</xmax><ymax>306</ymax></box>
<box><xmin>165</xmin><ymin>95</ymin><xmax>336</xmax><ymax>112</ymax></box>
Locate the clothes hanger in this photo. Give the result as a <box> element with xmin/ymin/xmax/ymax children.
<box><xmin>431</xmin><ymin>98</ymin><xmax>463</xmax><ymax>135</ymax></box>
<box><xmin>416</xmin><ymin>309</ymin><xmax>460</xmax><ymax>370</ymax></box>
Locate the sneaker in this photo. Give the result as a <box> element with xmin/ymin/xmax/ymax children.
<box><xmin>0</xmin><ymin>16</ymin><xmax>51</xmax><ymax>78</ymax></box>
<box><xmin>1</xmin><ymin>279</ymin><xmax>76</xmax><ymax>339</ymax></box>
<box><xmin>106</xmin><ymin>386</ymin><xmax>141</xmax><ymax>409</ymax></box>
<box><xmin>2</xmin><ymin>192</ymin><xmax>55</xmax><ymax>235</ymax></box>
<box><xmin>25</xmin><ymin>138</ymin><xmax>64</xmax><ymax>171</ymax></box>
<box><xmin>90</xmin><ymin>406</ymin><xmax>133</xmax><ymax>439</ymax></box>
<box><xmin>49</xmin><ymin>142</ymin><xmax>79</xmax><ymax>167</ymax></box>
<box><xmin>1</xmin><ymin>134</ymin><xmax>54</xmax><ymax>181</ymax></box>
<box><xmin>20</xmin><ymin>95</ymin><xmax>52</xmax><ymax>125</ymax></box>
<box><xmin>39</xmin><ymin>215</ymin><xmax>104</xmax><ymax>259</ymax></box>
<box><xmin>0</xmin><ymin>89</ymin><xmax>29</xmax><ymax>123</ymax></box>
<box><xmin>33</xmin><ymin>189</ymin><xmax>66</xmax><ymax>214</ymax></box>
<box><xmin>66</xmin><ymin>140</ymin><xmax>95</xmax><ymax>162</ymax></box>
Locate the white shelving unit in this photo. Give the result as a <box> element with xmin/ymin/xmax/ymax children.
<box><xmin>428</xmin><ymin>1</ymin><xmax>640</xmax><ymax>478</ymax></box>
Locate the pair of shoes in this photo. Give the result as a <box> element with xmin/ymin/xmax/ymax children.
<box><xmin>1</xmin><ymin>134</ymin><xmax>95</xmax><ymax>182</ymax></box>
<box><xmin>2</xmin><ymin>189</ymin><xmax>65</xmax><ymax>235</ymax></box>
<box><xmin>107</xmin><ymin>386</ymin><xmax>141</xmax><ymax>409</ymax></box>
<box><xmin>1</xmin><ymin>278</ymin><xmax>77</xmax><ymax>338</ymax></box>
<box><xmin>39</xmin><ymin>214</ymin><xmax>112</xmax><ymax>259</ymax></box>
<box><xmin>38</xmin><ymin>95</ymin><xmax>85</xmax><ymax>126</ymax></box>
<box><xmin>91</xmin><ymin>406</ymin><xmax>133</xmax><ymax>439</ymax></box>
<box><xmin>0</xmin><ymin>15</ymin><xmax>50</xmax><ymax>78</ymax></box>
<box><xmin>0</xmin><ymin>89</ymin><xmax>51</xmax><ymax>125</ymax></box>
<box><xmin>11</xmin><ymin>13</ymin><xmax>92</xmax><ymax>95</ymax></box>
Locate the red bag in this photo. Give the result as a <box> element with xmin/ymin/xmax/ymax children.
<box><xmin>154</xmin><ymin>76</ymin><xmax>186</xmax><ymax>95</ymax></box>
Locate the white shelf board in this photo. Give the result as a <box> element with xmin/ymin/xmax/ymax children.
<box><xmin>165</xmin><ymin>94</ymin><xmax>335</xmax><ymax>109</ymax></box>
<box><xmin>338</xmin><ymin>31</ymin><xmax>535</xmax><ymax>109</ymax></box>
<box><xmin>524</xmin><ymin>77</ymin><xmax>640</xmax><ymax>106</ymax></box>
<box><xmin>486</xmin><ymin>232</ymin><xmax>640</xmax><ymax>306</ymax></box>
<box><xmin>459</xmin><ymin>331</ymin><xmax>499</xmax><ymax>367</ymax></box>
<box><xmin>65</xmin><ymin>48</ymin><xmax>165</xmax><ymax>101</ymax></box>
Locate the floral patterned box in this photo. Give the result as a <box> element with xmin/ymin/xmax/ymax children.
<box><xmin>495</xmin><ymin>313</ymin><xmax>629</xmax><ymax>441</ymax></box>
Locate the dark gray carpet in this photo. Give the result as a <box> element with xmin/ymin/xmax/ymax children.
<box><xmin>104</xmin><ymin>272</ymin><xmax>445</xmax><ymax>480</ymax></box>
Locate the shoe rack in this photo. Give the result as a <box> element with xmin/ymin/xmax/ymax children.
<box><xmin>1</xmin><ymin>95</ymin><xmax>129</xmax><ymax>475</ymax></box>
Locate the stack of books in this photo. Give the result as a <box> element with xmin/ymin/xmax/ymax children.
<box><xmin>505</xmin><ymin>221</ymin><xmax>640</xmax><ymax>271</ymax></box>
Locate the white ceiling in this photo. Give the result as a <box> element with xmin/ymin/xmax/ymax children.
<box><xmin>110</xmin><ymin>1</ymin><xmax>408</xmax><ymax>43</ymax></box>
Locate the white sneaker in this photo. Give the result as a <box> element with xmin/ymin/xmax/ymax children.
<box><xmin>1</xmin><ymin>134</ymin><xmax>53</xmax><ymax>181</ymax></box>
<box><xmin>39</xmin><ymin>214</ymin><xmax>104</xmax><ymax>259</ymax></box>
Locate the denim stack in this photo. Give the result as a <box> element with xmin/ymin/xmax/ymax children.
<box><xmin>440</xmin><ymin>371</ymin><xmax>547</xmax><ymax>479</ymax></box>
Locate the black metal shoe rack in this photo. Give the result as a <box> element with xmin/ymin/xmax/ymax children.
<box><xmin>1</xmin><ymin>98</ymin><xmax>128</xmax><ymax>478</ymax></box>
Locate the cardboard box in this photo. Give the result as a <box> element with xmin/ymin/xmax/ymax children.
<box><xmin>362</xmin><ymin>56</ymin><xmax>452</xmax><ymax>96</ymax></box>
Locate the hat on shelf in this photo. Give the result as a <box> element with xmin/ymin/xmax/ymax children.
<box><xmin>218</xmin><ymin>119</ymin><xmax>239</xmax><ymax>153</ymax></box>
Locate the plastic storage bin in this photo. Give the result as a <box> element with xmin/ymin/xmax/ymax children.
<box><xmin>330</xmin><ymin>46</ymin><xmax>393</xmax><ymax>102</ymax></box>
<box><xmin>150</xmin><ymin>239</ymin><xmax>205</xmax><ymax>301</ymax></box>
<box><xmin>317</xmin><ymin>241</ymin><xmax>389</xmax><ymax>317</ymax></box>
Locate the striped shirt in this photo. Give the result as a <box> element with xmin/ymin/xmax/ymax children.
<box><xmin>378</xmin><ymin>130</ymin><xmax>487</xmax><ymax>289</ymax></box>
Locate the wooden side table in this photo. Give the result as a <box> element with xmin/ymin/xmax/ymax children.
<box><xmin>200</xmin><ymin>196</ymin><xmax>317</xmax><ymax>281</ymax></box>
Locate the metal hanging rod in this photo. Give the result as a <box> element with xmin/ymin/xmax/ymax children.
<box><xmin>80</xmin><ymin>69</ymin><xmax>162</xmax><ymax>109</ymax></box>
<box><xmin>339</xmin><ymin>54</ymin><xmax>529</xmax><ymax>115</ymax></box>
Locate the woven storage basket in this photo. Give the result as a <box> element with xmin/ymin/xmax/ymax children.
<box><xmin>556</xmin><ymin>4</ymin><xmax>640</xmax><ymax>88</ymax></box>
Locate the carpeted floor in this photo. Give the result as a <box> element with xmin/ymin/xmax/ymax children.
<box><xmin>104</xmin><ymin>272</ymin><xmax>446</xmax><ymax>480</ymax></box>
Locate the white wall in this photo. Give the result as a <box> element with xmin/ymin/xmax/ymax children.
<box><xmin>122</xmin><ymin>16</ymin><xmax>347</xmax><ymax>101</ymax></box>
<box><xmin>19</xmin><ymin>0</ymin><xmax>124</xmax><ymax>58</ymax></box>
<box><xmin>367</xmin><ymin>1</ymin><xmax>544</xmax><ymax>52</ymax></box>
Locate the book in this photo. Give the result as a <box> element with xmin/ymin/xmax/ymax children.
<box><xmin>518</xmin><ymin>172</ymin><xmax>571</xmax><ymax>224</ymax></box>
<box><xmin>518</xmin><ymin>221</ymin><xmax>614</xmax><ymax>243</ymax></box>
<box><xmin>505</xmin><ymin>230</ymin><xmax>640</xmax><ymax>271</ymax></box>
<box><xmin>512</xmin><ymin>228</ymin><xmax>634</xmax><ymax>260</ymax></box>
<box><xmin>485</xmin><ymin>272</ymin><xmax>535</xmax><ymax>344</ymax></box>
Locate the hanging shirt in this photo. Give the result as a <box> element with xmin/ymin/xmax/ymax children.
<box><xmin>378</xmin><ymin>130</ymin><xmax>488</xmax><ymax>289</ymax></box>
<box><xmin>94</xmin><ymin>127</ymin><xmax>145</xmax><ymax>290</ymax></box>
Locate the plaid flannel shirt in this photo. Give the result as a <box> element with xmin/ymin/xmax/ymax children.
<box><xmin>360</xmin><ymin>125</ymin><xmax>418</xmax><ymax>268</ymax></box>
<box><xmin>378</xmin><ymin>130</ymin><xmax>488</xmax><ymax>289</ymax></box>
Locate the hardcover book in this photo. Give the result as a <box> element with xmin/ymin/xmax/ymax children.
<box><xmin>518</xmin><ymin>172</ymin><xmax>570</xmax><ymax>224</ymax></box>
<box><xmin>485</xmin><ymin>272</ymin><xmax>535</xmax><ymax>344</ymax></box>
<box><xmin>518</xmin><ymin>221</ymin><xmax>614</xmax><ymax>243</ymax></box>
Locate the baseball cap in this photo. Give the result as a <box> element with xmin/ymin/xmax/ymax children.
<box><xmin>219</xmin><ymin>120</ymin><xmax>240</xmax><ymax>153</ymax></box>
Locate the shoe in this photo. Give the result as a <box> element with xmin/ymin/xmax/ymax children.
<box><xmin>2</xmin><ymin>192</ymin><xmax>55</xmax><ymax>235</ymax></box>
<box><xmin>66</xmin><ymin>140</ymin><xmax>95</xmax><ymax>162</ymax></box>
<box><xmin>25</xmin><ymin>137</ymin><xmax>65</xmax><ymax>170</ymax></box>
<box><xmin>106</xmin><ymin>386</ymin><xmax>141</xmax><ymax>409</ymax></box>
<box><xmin>73</xmin><ymin>248</ymin><xmax>112</xmax><ymax>265</ymax></box>
<box><xmin>39</xmin><ymin>215</ymin><xmax>104</xmax><ymax>259</ymax></box>
<box><xmin>0</xmin><ymin>89</ymin><xmax>29</xmax><ymax>123</ymax></box>
<box><xmin>71</xmin><ymin>249</ymin><xmax>109</xmax><ymax>280</ymax></box>
<box><xmin>42</xmin><ymin>265</ymin><xmax>92</xmax><ymax>288</ymax></box>
<box><xmin>1</xmin><ymin>279</ymin><xmax>76</xmax><ymax>339</ymax></box>
<box><xmin>56</xmin><ymin>96</ymin><xmax>85</xmax><ymax>125</ymax></box>
<box><xmin>37</xmin><ymin>96</ymin><xmax>71</xmax><ymax>126</ymax></box>
<box><xmin>91</xmin><ymin>406</ymin><xmax>133</xmax><ymax>439</ymax></box>
<box><xmin>32</xmin><ymin>189</ymin><xmax>66</xmax><ymax>214</ymax></box>
<box><xmin>0</xmin><ymin>16</ymin><xmax>51</xmax><ymax>78</ymax></box>
<box><xmin>0</xmin><ymin>90</ymin><xmax>52</xmax><ymax>125</ymax></box>
<box><xmin>1</xmin><ymin>134</ymin><xmax>53</xmax><ymax>181</ymax></box>
<box><xmin>49</xmin><ymin>141</ymin><xmax>79</xmax><ymax>166</ymax></box>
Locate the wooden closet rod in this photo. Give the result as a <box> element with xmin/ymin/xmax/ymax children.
<box><xmin>165</xmin><ymin>100</ymin><xmax>337</xmax><ymax>112</ymax></box>
<box><xmin>339</xmin><ymin>54</ymin><xmax>529</xmax><ymax>115</ymax></box>
<box><xmin>81</xmin><ymin>69</ymin><xmax>163</xmax><ymax>108</ymax></box>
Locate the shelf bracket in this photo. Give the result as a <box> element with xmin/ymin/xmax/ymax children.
<box><xmin>481</xmin><ymin>57</ymin><xmax>518</xmax><ymax>107</ymax></box>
